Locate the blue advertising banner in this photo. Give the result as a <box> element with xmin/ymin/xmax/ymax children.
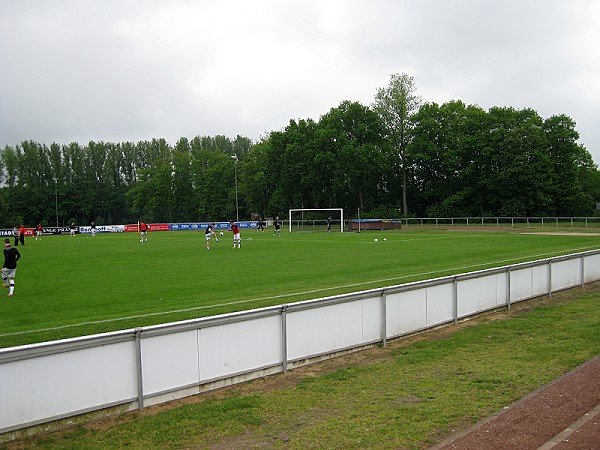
<box><xmin>170</xmin><ymin>223</ymin><xmax>202</xmax><ymax>231</ymax></box>
<box><xmin>171</xmin><ymin>222</ymin><xmax>258</xmax><ymax>231</ymax></box>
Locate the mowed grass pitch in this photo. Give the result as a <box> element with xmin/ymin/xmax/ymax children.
<box><xmin>1</xmin><ymin>227</ymin><xmax>599</xmax><ymax>348</ymax></box>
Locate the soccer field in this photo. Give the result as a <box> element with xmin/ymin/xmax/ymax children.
<box><xmin>1</xmin><ymin>228</ymin><xmax>599</xmax><ymax>348</ymax></box>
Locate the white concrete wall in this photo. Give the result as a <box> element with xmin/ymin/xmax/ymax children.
<box><xmin>0</xmin><ymin>339</ymin><xmax>137</xmax><ymax>431</ymax></box>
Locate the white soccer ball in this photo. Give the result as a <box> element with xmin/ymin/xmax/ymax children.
<box><xmin>374</xmin><ymin>238</ymin><xmax>379</xmax><ymax>242</ymax></box>
<box><xmin>219</xmin><ymin>231</ymin><xmax>224</xmax><ymax>236</ymax></box>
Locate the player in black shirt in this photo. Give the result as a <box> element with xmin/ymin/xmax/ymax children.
<box><xmin>273</xmin><ymin>217</ymin><xmax>281</xmax><ymax>236</ymax></box>
<box><xmin>2</xmin><ymin>238</ymin><xmax>21</xmax><ymax>297</ymax></box>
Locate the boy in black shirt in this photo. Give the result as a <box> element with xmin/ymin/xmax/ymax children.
<box><xmin>2</xmin><ymin>238</ymin><xmax>21</xmax><ymax>297</ymax></box>
<box><xmin>273</xmin><ymin>217</ymin><xmax>281</xmax><ymax>236</ymax></box>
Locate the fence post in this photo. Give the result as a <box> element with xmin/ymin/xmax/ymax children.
<box><xmin>381</xmin><ymin>290</ymin><xmax>387</xmax><ymax>347</ymax></box>
<box><xmin>453</xmin><ymin>277</ymin><xmax>458</xmax><ymax>324</ymax></box>
<box><xmin>506</xmin><ymin>268</ymin><xmax>512</xmax><ymax>312</ymax></box>
<box><xmin>548</xmin><ymin>260</ymin><xmax>553</xmax><ymax>297</ymax></box>
<box><xmin>134</xmin><ymin>328</ymin><xmax>144</xmax><ymax>412</ymax></box>
<box><xmin>281</xmin><ymin>305</ymin><xmax>288</xmax><ymax>373</ymax></box>
<box><xmin>581</xmin><ymin>254</ymin><xmax>585</xmax><ymax>288</ymax></box>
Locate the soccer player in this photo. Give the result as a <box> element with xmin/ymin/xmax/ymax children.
<box><xmin>257</xmin><ymin>217</ymin><xmax>265</xmax><ymax>232</ymax></box>
<box><xmin>35</xmin><ymin>223</ymin><xmax>43</xmax><ymax>241</ymax></box>
<box><xmin>139</xmin><ymin>221</ymin><xmax>149</xmax><ymax>243</ymax></box>
<box><xmin>230</xmin><ymin>221</ymin><xmax>241</xmax><ymax>248</ymax></box>
<box><xmin>70</xmin><ymin>222</ymin><xmax>77</xmax><ymax>236</ymax></box>
<box><xmin>326</xmin><ymin>217</ymin><xmax>332</xmax><ymax>233</ymax></box>
<box><xmin>204</xmin><ymin>223</ymin><xmax>219</xmax><ymax>250</ymax></box>
<box><xmin>18</xmin><ymin>224</ymin><xmax>26</xmax><ymax>246</ymax></box>
<box><xmin>90</xmin><ymin>220</ymin><xmax>96</xmax><ymax>237</ymax></box>
<box><xmin>2</xmin><ymin>238</ymin><xmax>21</xmax><ymax>297</ymax></box>
<box><xmin>273</xmin><ymin>217</ymin><xmax>281</xmax><ymax>236</ymax></box>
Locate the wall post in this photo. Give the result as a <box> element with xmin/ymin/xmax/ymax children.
<box><xmin>134</xmin><ymin>328</ymin><xmax>144</xmax><ymax>412</ymax></box>
<box><xmin>281</xmin><ymin>305</ymin><xmax>288</xmax><ymax>373</ymax></box>
<box><xmin>453</xmin><ymin>277</ymin><xmax>458</xmax><ymax>324</ymax></box>
<box><xmin>381</xmin><ymin>290</ymin><xmax>387</xmax><ymax>347</ymax></box>
<box><xmin>506</xmin><ymin>267</ymin><xmax>512</xmax><ymax>312</ymax></box>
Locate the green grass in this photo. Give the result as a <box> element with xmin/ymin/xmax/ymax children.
<box><xmin>1</xmin><ymin>228</ymin><xmax>600</xmax><ymax>348</ymax></box>
<box><xmin>6</xmin><ymin>286</ymin><xmax>599</xmax><ymax>449</ymax></box>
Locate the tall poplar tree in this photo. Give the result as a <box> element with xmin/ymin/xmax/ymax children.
<box><xmin>373</xmin><ymin>73</ymin><xmax>421</xmax><ymax>216</ymax></box>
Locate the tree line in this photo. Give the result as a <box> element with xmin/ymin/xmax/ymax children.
<box><xmin>1</xmin><ymin>73</ymin><xmax>598</xmax><ymax>228</ymax></box>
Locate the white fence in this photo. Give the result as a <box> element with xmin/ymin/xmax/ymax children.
<box><xmin>2</xmin><ymin>249</ymin><xmax>600</xmax><ymax>438</ymax></box>
<box><xmin>401</xmin><ymin>216</ymin><xmax>600</xmax><ymax>227</ymax></box>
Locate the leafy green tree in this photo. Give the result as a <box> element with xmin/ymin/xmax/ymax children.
<box><xmin>2</xmin><ymin>145</ymin><xmax>18</xmax><ymax>188</ymax></box>
<box><xmin>543</xmin><ymin>114</ymin><xmax>588</xmax><ymax>215</ymax></box>
<box><xmin>373</xmin><ymin>73</ymin><xmax>421</xmax><ymax>216</ymax></box>
<box><xmin>483</xmin><ymin>107</ymin><xmax>553</xmax><ymax>216</ymax></box>
<box><xmin>319</xmin><ymin>101</ymin><xmax>386</xmax><ymax>211</ymax></box>
<box><xmin>573</xmin><ymin>144</ymin><xmax>600</xmax><ymax>214</ymax></box>
<box><xmin>191</xmin><ymin>137</ymin><xmax>237</xmax><ymax>221</ymax></box>
<box><xmin>120</xmin><ymin>141</ymin><xmax>138</xmax><ymax>188</ymax></box>
<box><xmin>239</xmin><ymin>140</ymin><xmax>271</xmax><ymax>217</ymax></box>
<box><xmin>172</xmin><ymin>137</ymin><xmax>197</xmax><ymax>221</ymax></box>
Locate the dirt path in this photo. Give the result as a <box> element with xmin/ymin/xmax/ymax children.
<box><xmin>430</xmin><ymin>356</ymin><xmax>600</xmax><ymax>449</ymax></box>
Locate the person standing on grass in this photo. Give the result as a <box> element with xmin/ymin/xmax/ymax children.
<box><xmin>2</xmin><ymin>238</ymin><xmax>21</xmax><ymax>297</ymax></box>
<box><xmin>139</xmin><ymin>221</ymin><xmax>149</xmax><ymax>243</ymax></box>
<box><xmin>70</xmin><ymin>222</ymin><xmax>77</xmax><ymax>236</ymax></box>
<box><xmin>230</xmin><ymin>221</ymin><xmax>241</xmax><ymax>249</ymax></box>
<box><xmin>12</xmin><ymin>226</ymin><xmax>18</xmax><ymax>246</ymax></box>
<box><xmin>204</xmin><ymin>223</ymin><xmax>219</xmax><ymax>250</ymax></box>
<box><xmin>326</xmin><ymin>216</ymin><xmax>332</xmax><ymax>233</ymax></box>
<box><xmin>35</xmin><ymin>223</ymin><xmax>43</xmax><ymax>241</ymax></box>
<box><xmin>18</xmin><ymin>224</ymin><xmax>26</xmax><ymax>246</ymax></box>
<box><xmin>90</xmin><ymin>220</ymin><xmax>96</xmax><ymax>237</ymax></box>
<box><xmin>257</xmin><ymin>217</ymin><xmax>265</xmax><ymax>232</ymax></box>
<box><xmin>273</xmin><ymin>217</ymin><xmax>281</xmax><ymax>236</ymax></box>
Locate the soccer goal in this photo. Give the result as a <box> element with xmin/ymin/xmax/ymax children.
<box><xmin>288</xmin><ymin>208</ymin><xmax>344</xmax><ymax>233</ymax></box>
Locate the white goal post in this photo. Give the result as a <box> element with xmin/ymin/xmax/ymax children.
<box><xmin>288</xmin><ymin>208</ymin><xmax>344</xmax><ymax>233</ymax></box>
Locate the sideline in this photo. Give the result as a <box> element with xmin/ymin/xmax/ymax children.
<box><xmin>1</xmin><ymin>245</ymin><xmax>598</xmax><ymax>339</ymax></box>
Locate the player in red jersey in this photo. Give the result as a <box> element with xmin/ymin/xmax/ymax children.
<box><xmin>35</xmin><ymin>223</ymin><xmax>43</xmax><ymax>241</ymax></box>
<box><xmin>230</xmin><ymin>221</ymin><xmax>241</xmax><ymax>249</ymax></box>
<box><xmin>139</xmin><ymin>221</ymin><xmax>149</xmax><ymax>243</ymax></box>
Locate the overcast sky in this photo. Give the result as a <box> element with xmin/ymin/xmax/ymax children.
<box><xmin>1</xmin><ymin>1</ymin><xmax>599</xmax><ymax>163</ymax></box>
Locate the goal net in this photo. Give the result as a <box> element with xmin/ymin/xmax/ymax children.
<box><xmin>288</xmin><ymin>208</ymin><xmax>344</xmax><ymax>233</ymax></box>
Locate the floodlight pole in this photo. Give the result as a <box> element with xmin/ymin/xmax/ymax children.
<box><xmin>54</xmin><ymin>177</ymin><xmax>59</xmax><ymax>227</ymax></box>
<box><xmin>231</xmin><ymin>154</ymin><xmax>239</xmax><ymax>222</ymax></box>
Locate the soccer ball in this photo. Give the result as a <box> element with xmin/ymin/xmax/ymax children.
<box><xmin>374</xmin><ymin>238</ymin><xmax>379</xmax><ymax>242</ymax></box>
<box><xmin>219</xmin><ymin>231</ymin><xmax>224</xmax><ymax>236</ymax></box>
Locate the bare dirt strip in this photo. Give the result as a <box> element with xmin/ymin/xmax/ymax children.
<box><xmin>430</xmin><ymin>356</ymin><xmax>600</xmax><ymax>450</ymax></box>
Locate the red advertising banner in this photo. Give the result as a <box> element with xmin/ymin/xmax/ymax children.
<box><xmin>124</xmin><ymin>223</ymin><xmax>170</xmax><ymax>232</ymax></box>
<box><xmin>149</xmin><ymin>223</ymin><xmax>170</xmax><ymax>231</ymax></box>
